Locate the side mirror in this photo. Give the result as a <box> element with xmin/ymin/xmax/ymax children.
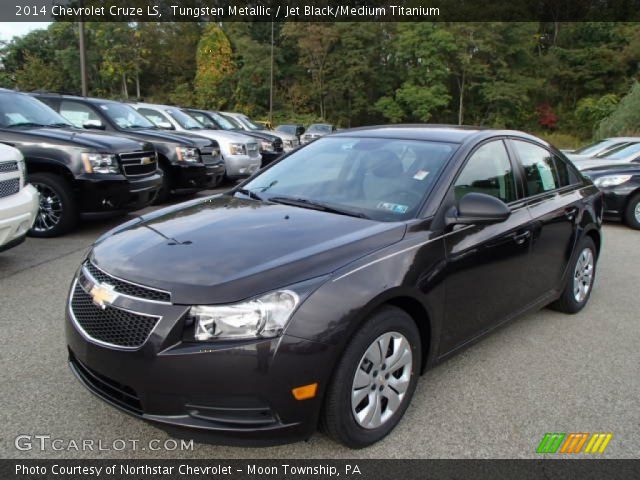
<box><xmin>83</xmin><ymin>119</ymin><xmax>105</xmax><ymax>130</ymax></box>
<box><xmin>446</xmin><ymin>192</ymin><xmax>511</xmax><ymax>226</ymax></box>
<box><xmin>296</xmin><ymin>126</ymin><xmax>305</xmax><ymax>137</ymax></box>
<box><xmin>156</xmin><ymin>121</ymin><xmax>174</xmax><ymax>130</ymax></box>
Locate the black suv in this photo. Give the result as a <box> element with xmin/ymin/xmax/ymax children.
<box><xmin>184</xmin><ymin>108</ymin><xmax>284</xmax><ymax>166</ymax></box>
<box><xmin>33</xmin><ymin>94</ymin><xmax>225</xmax><ymax>202</ymax></box>
<box><xmin>0</xmin><ymin>89</ymin><xmax>162</xmax><ymax>237</ymax></box>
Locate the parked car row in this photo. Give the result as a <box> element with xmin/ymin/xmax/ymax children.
<box><xmin>566</xmin><ymin>136</ymin><xmax>640</xmax><ymax>230</ymax></box>
<box><xmin>0</xmin><ymin>89</ymin><xmax>295</xmax><ymax>243</ymax></box>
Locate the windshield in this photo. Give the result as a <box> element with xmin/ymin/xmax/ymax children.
<box><xmin>100</xmin><ymin>103</ymin><xmax>155</xmax><ymax>129</ymax></box>
<box><xmin>276</xmin><ymin>125</ymin><xmax>296</xmax><ymax>134</ymax></box>
<box><xmin>573</xmin><ymin>139</ymin><xmax>616</xmax><ymax>155</ymax></box>
<box><xmin>241</xmin><ymin>137</ymin><xmax>456</xmax><ymax>222</ymax></box>
<box><xmin>221</xmin><ymin>113</ymin><xmax>244</xmax><ymax>129</ymax></box>
<box><xmin>0</xmin><ymin>93</ymin><xmax>72</xmax><ymax>128</ymax></box>
<box><xmin>308</xmin><ymin>124</ymin><xmax>332</xmax><ymax>133</ymax></box>
<box><xmin>166</xmin><ymin>108</ymin><xmax>203</xmax><ymax>130</ymax></box>
<box><xmin>239</xmin><ymin>115</ymin><xmax>265</xmax><ymax>131</ymax></box>
<box><xmin>601</xmin><ymin>142</ymin><xmax>640</xmax><ymax>160</ymax></box>
<box><xmin>208</xmin><ymin>111</ymin><xmax>236</xmax><ymax>130</ymax></box>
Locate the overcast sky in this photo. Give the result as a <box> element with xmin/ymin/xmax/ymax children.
<box><xmin>0</xmin><ymin>22</ymin><xmax>51</xmax><ymax>42</ymax></box>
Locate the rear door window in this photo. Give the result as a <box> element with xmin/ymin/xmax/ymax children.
<box><xmin>511</xmin><ymin>140</ymin><xmax>561</xmax><ymax>196</ymax></box>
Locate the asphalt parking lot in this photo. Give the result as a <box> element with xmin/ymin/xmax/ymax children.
<box><xmin>1</xmin><ymin>187</ymin><xmax>638</xmax><ymax>459</ymax></box>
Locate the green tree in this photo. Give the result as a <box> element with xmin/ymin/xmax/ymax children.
<box><xmin>597</xmin><ymin>82</ymin><xmax>640</xmax><ymax>138</ymax></box>
<box><xmin>194</xmin><ymin>23</ymin><xmax>235</xmax><ymax>109</ymax></box>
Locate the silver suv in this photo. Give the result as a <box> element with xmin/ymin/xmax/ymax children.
<box><xmin>134</xmin><ymin>103</ymin><xmax>261</xmax><ymax>179</ymax></box>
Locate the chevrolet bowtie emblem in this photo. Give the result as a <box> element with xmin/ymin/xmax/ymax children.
<box><xmin>141</xmin><ymin>157</ymin><xmax>153</xmax><ymax>165</ymax></box>
<box><xmin>90</xmin><ymin>282</ymin><xmax>118</xmax><ymax>309</ymax></box>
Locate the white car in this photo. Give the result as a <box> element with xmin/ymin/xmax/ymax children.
<box><xmin>574</xmin><ymin>142</ymin><xmax>640</xmax><ymax>170</ymax></box>
<box><xmin>222</xmin><ymin>112</ymin><xmax>300</xmax><ymax>152</ymax></box>
<box><xmin>134</xmin><ymin>103</ymin><xmax>261</xmax><ymax>180</ymax></box>
<box><xmin>0</xmin><ymin>144</ymin><xmax>38</xmax><ymax>252</ymax></box>
<box><xmin>566</xmin><ymin>137</ymin><xmax>640</xmax><ymax>162</ymax></box>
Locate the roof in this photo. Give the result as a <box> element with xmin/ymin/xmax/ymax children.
<box><xmin>332</xmin><ymin>124</ymin><xmax>545</xmax><ymax>145</ymax></box>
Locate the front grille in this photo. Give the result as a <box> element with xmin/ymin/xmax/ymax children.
<box><xmin>71</xmin><ymin>282</ymin><xmax>160</xmax><ymax>348</ymax></box>
<box><xmin>273</xmin><ymin>139</ymin><xmax>283</xmax><ymax>152</ymax></box>
<box><xmin>119</xmin><ymin>151</ymin><xmax>157</xmax><ymax>178</ymax></box>
<box><xmin>246</xmin><ymin>143</ymin><xmax>259</xmax><ymax>155</ymax></box>
<box><xmin>69</xmin><ymin>351</ymin><xmax>143</xmax><ymax>414</ymax></box>
<box><xmin>84</xmin><ymin>261</ymin><xmax>171</xmax><ymax>303</ymax></box>
<box><xmin>0</xmin><ymin>161</ymin><xmax>18</xmax><ymax>173</ymax></box>
<box><xmin>0</xmin><ymin>178</ymin><xmax>20</xmax><ymax>198</ymax></box>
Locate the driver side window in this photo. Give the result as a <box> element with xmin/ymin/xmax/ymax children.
<box><xmin>454</xmin><ymin>140</ymin><xmax>517</xmax><ymax>204</ymax></box>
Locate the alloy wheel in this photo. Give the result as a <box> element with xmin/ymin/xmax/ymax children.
<box><xmin>573</xmin><ymin>247</ymin><xmax>594</xmax><ymax>303</ymax></box>
<box><xmin>635</xmin><ymin>201</ymin><xmax>640</xmax><ymax>224</ymax></box>
<box><xmin>32</xmin><ymin>183</ymin><xmax>63</xmax><ymax>233</ymax></box>
<box><xmin>351</xmin><ymin>331</ymin><xmax>412</xmax><ymax>429</ymax></box>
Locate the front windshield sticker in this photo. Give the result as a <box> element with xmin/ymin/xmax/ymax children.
<box><xmin>377</xmin><ymin>202</ymin><xmax>409</xmax><ymax>214</ymax></box>
<box><xmin>413</xmin><ymin>170</ymin><xmax>430</xmax><ymax>181</ymax></box>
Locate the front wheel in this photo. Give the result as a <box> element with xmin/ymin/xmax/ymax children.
<box><xmin>550</xmin><ymin>236</ymin><xmax>597</xmax><ymax>314</ymax></box>
<box><xmin>623</xmin><ymin>193</ymin><xmax>640</xmax><ymax>230</ymax></box>
<box><xmin>320</xmin><ymin>306</ymin><xmax>421</xmax><ymax>448</ymax></box>
<box><xmin>28</xmin><ymin>172</ymin><xmax>78</xmax><ymax>237</ymax></box>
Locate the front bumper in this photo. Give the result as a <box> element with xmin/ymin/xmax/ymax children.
<box><xmin>223</xmin><ymin>154</ymin><xmax>261</xmax><ymax>179</ymax></box>
<box><xmin>65</xmin><ymin>268</ymin><xmax>335</xmax><ymax>445</ymax></box>
<box><xmin>0</xmin><ymin>184</ymin><xmax>38</xmax><ymax>251</ymax></box>
<box><xmin>76</xmin><ymin>172</ymin><xmax>162</xmax><ymax>214</ymax></box>
<box><xmin>260</xmin><ymin>151</ymin><xmax>283</xmax><ymax>167</ymax></box>
<box><xmin>169</xmin><ymin>162</ymin><xmax>225</xmax><ymax>192</ymax></box>
<box><xmin>599</xmin><ymin>185</ymin><xmax>637</xmax><ymax>219</ymax></box>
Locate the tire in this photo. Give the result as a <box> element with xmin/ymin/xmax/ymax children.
<box><xmin>28</xmin><ymin>172</ymin><xmax>78</xmax><ymax>238</ymax></box>
<box><xmin>623</xmin><ymin>193</ymin><xmax>640</xmax><ymax>230</ymax></box>
<box><xmin>153</xmin><ymin>162</ymin><xmax>171</xmax><ymax>204</ymax></box>
<box><xmin>320</xmin><ymin>306</ymin><xmax>421</xmax><ymax>448</ymax></box>
<box><xmin>550</xmin><ymin>236</ymin><xmax>597</xmax><ymax>314</ymax></box>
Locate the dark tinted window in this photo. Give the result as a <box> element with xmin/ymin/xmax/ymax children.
<box><xmin>512</xmin><ymin>141</ymin><xmax>560</xmax><ymax>196</ymax></box>
<box><xmin>554</xmin><ymin>154</ymin><xmax>579</xmax><ymax>187</ymax></box>
<box><xmin>455</xmin><ymin>140</ymin><xmax>517</xmax><ymax>203</ymax></box>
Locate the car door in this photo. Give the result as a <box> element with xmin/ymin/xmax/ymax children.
<box><xmin>508</xmin><ymin>139</ymin><xmax>582</xmax><ymax>302</ymax></box>
<box><xmin>439</xmin><ymin>139</ymin><xmax>533</xmax><ymax>355</ymax></box>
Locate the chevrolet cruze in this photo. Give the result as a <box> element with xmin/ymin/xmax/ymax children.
<box><xmin>66</xmin><ymin>126</ymin><xmax>603</xmax><ymax>448</ymax></box>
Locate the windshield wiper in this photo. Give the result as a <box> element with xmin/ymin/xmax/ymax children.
<box><xmin>268</xmin><ymin>196</ymin><xmax>369</xmax><ymax>219</ymax></box>
<box><xmin>46</xmin><ymin>122</ymin><xmax>72</xmax><ymax>128</ymax></box>
<box><xmin>235</xmin><ymin>188</ymin><xmax>263</xmax><ymax>201</ymax></box>
<box><xmin>7</xmin><ymin>122</ymin><xmax>48</xmax><ymax>128</ymax></box>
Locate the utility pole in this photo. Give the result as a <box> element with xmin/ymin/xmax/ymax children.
<box><xmin>269</xmin><ymin>20</ymin><xmax>274</xmax><ymax>124</ymax></box>
<box><xmin>78</xmin><ymin>21</ymin><xmax>88</xmax><ymax>96</ymax></box>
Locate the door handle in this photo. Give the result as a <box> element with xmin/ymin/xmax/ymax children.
<box><xmin>513</xmin><ymin>230</ymin><xmax>531</xmax><ymax>245</ymax></box>
<box><xmin>565</xmin><ymin>207</ymin><xmax>579</xmax><ymax>221</ymax></box>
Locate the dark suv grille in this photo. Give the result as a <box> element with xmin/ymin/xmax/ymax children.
<box><xmin>69</xmin><ymin>351</ymin><xmax>143</xmax><ymax>414</ymax></box>
<box><xmin>0</xmin><ymin>178</ymin><xmax>20</xmax><ymax>199</ymax></box>
<box><xmin>70</xmin><ymin>282</ymin><xmax>160</xmax><ymax>348</ymax></box>
<box><xmin>273</xmin><ymin>139</ymin><xmax>283</xmax><ymax>153</ymax></box>
<box><xmin>84</xmin><ymin>261</ymin><xmax>171</xmax><ymax>303</ymax></box>
<box><xmin>119</xmin><ymin>151</ymin><xmax>157</xmax><ymax>178</ymax></box>
<box><xmin>0</xmin><ymin>161</ymin><xmax>18</xmax><ymax>173</ymax></box>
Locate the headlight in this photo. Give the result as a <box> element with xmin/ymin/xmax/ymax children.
<box><xmin>229</xmin><ymin>143</ymin><xmax>247</xmax><ymax>155</ymax></box>
<box><xmin>16</xmin><ymin>158</ymin><xmax>26</xmax><ymax>187</ymax></box>
<box><xmin>593</xmin><ymin>175</ymin><xmax>632</xmax><ymax>187</ymax></box>
<box><xmin>176</xmin><ymin>146</ymin><xmax>201</xmax><ymax>163</ymax></box>
<box><xmin>191</xmin><ymin>290</ymin><xmax>300</xmax><ymax>341</ymax></box>
<box><xmin>260</xmin><ymin>140</ymin><xmax>274</xmax><ymax>152</ymax></box>
<box><xmin>81</xmin><ymin>153</ymin><xmax>119</xmax><ymax>174</ymax></box>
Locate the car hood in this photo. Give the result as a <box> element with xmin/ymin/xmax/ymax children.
<box><xmin>231</xmin><ymin>129</ymin><xmax>280</xmax><ymax>143</ymax></box>
<box><xmin>574</xmin><ymin>159</ymin><xmax>634</xmax><ymax>171</ymax></box>
<box><xmin>182</xmin><ymin>129</ymin><xmax>256</xmax><ymax>145</ymax></box>
<box><xmin>582</xmin><ymin>163</ymin><xmax>640</xmax><ymax>177</ymax></box>
<box><xmin>91</xmin><ymin>195</ymin><xmax>406</xmax><ymax>304</ymax></box>
<box><xmin>15</xmin><ymin>127</ymin><xmax>147</xmax><ymax>152</ymax></box>
<box><xmin>118</xmin><ymin>129</ymin><xmax>214</xmax><ymax>149</ymax></box>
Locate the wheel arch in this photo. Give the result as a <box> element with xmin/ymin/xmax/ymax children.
<box><xmin>26</xmin><ymin>159</ymin><xmax>75</xmax><ymax>185</ymax></box>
